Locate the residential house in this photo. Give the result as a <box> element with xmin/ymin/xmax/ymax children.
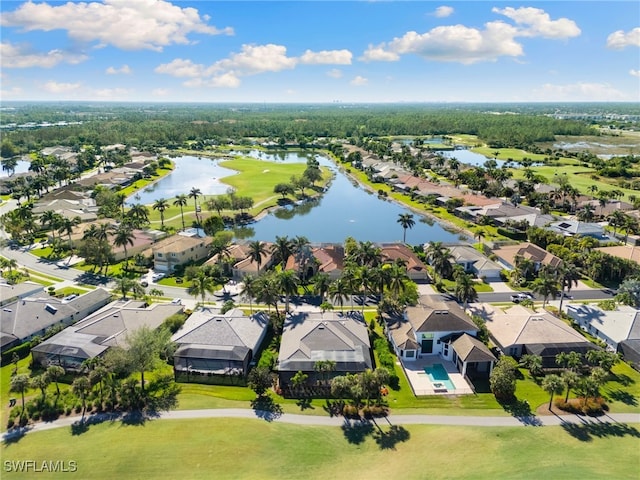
<box><xmin>172</xmin><ymin>307</ymin><xmax>269</xmax><ymax>383</ymax></box>
<box><xmin>0</xmin><ymin>281</ymin><xmax>44</xmax><ymax>307</ymax></box>
<box><xmin>492</xmin><ymin>242</ymin><xmax>562</xmax><ymax>272</ymax></box>
<box><xmin>152</xmin><ymin>232</ymin><xmax>212</xmax><ymax>273</ymax></box>
<box><xmin>596</xmin><ymin>245</ymin><xmax>640</xmax><ymax>264</ymax></box>
<box><xmin>546</xmin><ymin>220</ymin><xmax>607</xmax><ymax>239</ymax></box>
<box><xmin>566</xmin><ymin>303</ymin><xmax>640</xmax><ymax>353</ymax></box>
<box><xmin>379</xmin><ymin>243</ymin><xmax>429</xmax><ymax>281</ymax></box>
<box><xmin>31</xmin><ymin>300</ymin><xmax>183</xmax><ymax>370</ymax></box>
<box><xmin>448</xmin><ymin>245</ymin><xmax>503</xmax><ymax>281</ymax></box>
<box><xmin>277</xmin><ymin>311</ymin><xmax>373</xmax><ymax>388</ymax></box>
<box><xmin>474</xmin><ymin>303</ymin><xmax>597</xmax><ymax>367</ymax></box>
<box><xmin>386</xmin><ymin>297</ymin><xmax>495</xmax><ymax>378</ymax></box>
<box><xmin>1</xmin><ymin>288</ymin><xmax>112</xmax><ymax>353</ymax></box>
<box><xmin>33</xmin><ymin>198</ymin><xmax>99</xmax><ymax>223</ymax></box>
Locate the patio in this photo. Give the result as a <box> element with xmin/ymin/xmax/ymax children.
<box><xmin>400</xmin><ymin>355</ymin><xmax>475</xmax><ymax>396</ymax></box>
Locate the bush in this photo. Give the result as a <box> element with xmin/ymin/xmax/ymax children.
<box><xmin>342</xmin><ymin>404</ymin><xmax>359</xmax><ymax>418</ymax></box>
<box><xmin>7</xmin><ymin>417</ymin><xmax>15</xmax><ymax>429</ymax></box>
<box><xmin>65</xmin><ymin>407</ymin><xmax>72</xmax><ymax>416</ymax></box>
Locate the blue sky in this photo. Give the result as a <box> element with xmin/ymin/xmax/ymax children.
<box><xmin>1</xmin><ymin>1</ymin><xmax>639</xmax><ymax>103</ymax></box>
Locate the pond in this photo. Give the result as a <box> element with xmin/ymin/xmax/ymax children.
<box><xmin>129</xmin><ymin>150</ymin><xmax>467</xmax><ymax>244</ymax></box>
<box><xmin>437</xmin><ymin>149</ymin><xmax>506</xmax><ymax>168</ymax></box>
<box><xmin>0</xmin><ymin>159</ymin><xmax>31</xmax><ymax>177</ymax></box>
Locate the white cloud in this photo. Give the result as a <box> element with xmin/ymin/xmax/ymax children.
<box><xmin>299</xmin><ymin>49</ymin><xmax>352</xmax><ymax>65</ymax></box>
<box><xmin>0</xmin><ymin>0</ymin><xmax>233</xmax><ymax>52</ymax></box>
<box><xmin>0</xmin><ymin>86</ymin><xmax>23</xmax><ymax>98</ymax></box>
<box><xmin>534</xmin><ymin>82</ymin><xmax>629</xmax><ymax>101</ymax></box>
<box><xmin>1</xmin><ymin>42</ymin><xmax>87</xmax><ymax>68</ymax></box>
<box><xmin>42</xmin><ymin>80</ymin><xmax>82</xmax><ymax>94</ymax></box>
<box><xmin>152</xmin><ymin>88</ymin><xmax>170</xmax><ymax>96</ymax></box>
<box><xmin>350</xmin><ymin>76</ymin><xmax>368</xmax><ymax>86</ymax></box>
<box><xmin>630</xmin><ymin>69</ymin><xmax>640</xmax><ymax>78</ymax></box>
<box><xmin>362</xmin><ymin>7</ymin><xmax>580</xmax><ymax>64</ymax></box>
<box><xmin>326</xmin><ymin>69</ymin><xmax>343</xmax><ymax>79</ymax></box>
<box><xmin>106</xmin><ymin>65</ymin><xmax>132</xmax><ymax>75</ymax></box>
<box><xmin>434</xmin><ymin>6</ymin><xmax>454</xmax><ymax>18</ymax></box>
<box><xmin>94</xmin><ymin>87</ymin><xmax>132</xmax><ymax>98</ymax></box>
<box><xmin>607</xmin><ymin>27</ymin><xmax>640</xmax><ymax>49</ymax></box>
<box><xmin>157</xmin><ymin>44</ymin><xmax>353</xmax><ymax>88</ymax></box>
<box><xmin>492</xmin><ymin>7</ymin><xmax>580</xmax><ymax>39</ymax></box>
<box><xmin>364</xmin><ymin>21</ymin><xmax>522</xmax><ymax>64</ymax></box>
<box><xmin>155</xmin><ymin>58</ymin><xmax>207</xmax><ymax>78</ymax></box>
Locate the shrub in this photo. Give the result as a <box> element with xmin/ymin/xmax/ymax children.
<box><xmin>342</xmin><ymin>404</ymin><xmax>359</xmax><ymax>418</ymax></box>
<box><xmin>7</xmin><ymin>417</ymin><xmax>15</xmax><ymax>429</ymax></box>
<box><xmin>75</xmin><ymin>405</ymin><xmax>82</xmax><ymax>414</ymax></box>
<box><xmin>65</xmin><ymin>407</ymin><xmax>72</xmax><ymax>416</ymax></box>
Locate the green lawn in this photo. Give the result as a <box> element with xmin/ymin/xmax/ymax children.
<box><xmin>1</xmin><ymin>418</ymin><xmax>638</xmax><ymax>480</ymax></box>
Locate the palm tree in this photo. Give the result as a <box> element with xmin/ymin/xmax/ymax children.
<box><xmin>112</xmin><ymin>223</ymin><xmax>135</xmax><ymax>269</ymax></box>
<box><xmin>328</xmin><ymin>278</ymin><xmax>349</xmax><ymax>312</ymax></box>
<box><xmin>153</xmin><ymin>198</ymin><xmax>169</xmax><ymax>228</ymax></box>
<box><xmin>557</xmin><ymin>261</ymin><xmax>582</xmax><ymax>313</ymax></box>
<box><xmin>311</xmin><ymin>273</ymin><xmax>331</xmax><ymax>302</ymax></box>
<box><xmin>240</xmin><ymin>274</ymin><xmax>257</xmax><ymax>314</ymax></box>
<box><xmin>271</xmin><ymin>235</ymin><xmax>293</xmax><ymax>269</ymax></box>
<box><xmin>562</xmin><ymin>370</ymin><xmax>580</xmax><ymax>402</ymax></box>
<box><xmin>531</xmin><ymin>272</ymin><xmax>560</xmax><ymax>307</ymax></box>
<box><xmin>186</xmin><ymin>268</ymin><xmax>216</xmax><ymax>306</ymax></box>
<box><xmin>115</xmin><ymin>276</ymin><xmax>135</xmax><ymax>299</ymax></box>
<box><xmin>276</xmin><ymin>269</ymin><xmax>299</xmax><ymax>313</ymax></box>
<box><xmin>58</xmin><ymin>215</ymin><xmax>81</xmax><ymax>246</ymax></box>
<box><xmin>72</xmin><ymin>376</ymin><xmax>91</xmax><ymax>421</ymax></box>
<box><xmin>10</xmin><ymin>374</ymin><xmax>30</xmax><ymax>418</ymax></box>
<box><xmin>424</xmin><ymin>241</ymin><xmax>454</xmax><ymax>281</ymax></box>
<box><xmin>248</xmin><ymin>240</ymin><xmax>268</xmax><ymax>274</ymax></box>
<box><xmin>189</xmin><ymin>187</ymin><xmax>202</xmax><ymax>225</ymax></box>
<box><xmin>173</xmin><ymin>194</ymin><xmax>189</xmax><ymax>231</ymax></box>
<box><xmin>348</xmin><ymin>241</ymin><xmax>382</xmax><ymax>267</ymax></box>
<box><xmin>397</xmin><ymin>213</ymin><xmax>415</xmax><ymax>243</ymax></box>
<box><xmin>453</xmin><ymin>271</ymin><xmax>478</xmax><ymax>308</ymax></box>
<box><xmin>542</xmin><ymin>374</ymin><xmax>564</xmax><ymax>410</ymax></box>
<box><xmin>46</xmin><ymin>365</ymin><xmax>65</xmax><ymax>396</ymax></box>
<box><xmin>127</xmin><ymin>203</ymin><xmax>149</xmax><ymax>228</ymax></box>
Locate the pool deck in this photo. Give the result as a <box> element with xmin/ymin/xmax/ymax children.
<box><xmin>400</xmin><ymin>356</ymin><xmax>474</xmax><ymax>396</ymax></box>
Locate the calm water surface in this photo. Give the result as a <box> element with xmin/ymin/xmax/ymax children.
<box><xmin>128</xmin><ymin>150</ymin><xmax>467</xmax><ymax>244</ymax></box>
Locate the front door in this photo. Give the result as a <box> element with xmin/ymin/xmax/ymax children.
<box><xmin>421</xmin><ymin>339</ymin><xmax>433</xmax><ymax>354</ymax></box>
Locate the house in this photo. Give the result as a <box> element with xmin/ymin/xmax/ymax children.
<box><xmin>1</xmin><ymin>288</ymin><xmax>112</xmax><ymax>353</ymax></box>
<box><xmin>492</xmin><ymin>242</ymin><xmax>562</xmax><ymax>271</ymax></box>
<box><xmin>474</xmin><ymin>303</ymin><xmax>597</xmax><ymax>368</ymax></box>
<box><xmin>448</xmin><ymin>245</ymin><xmax>503</xmax><ymax>281</ymax></box>
<box><xmin>31</xmin><ymin>300</ymin><xmax>183</xmax><ymax>370</ymax></box>
<box><xmin>566</xmin><ymin>303</ymin><xmax>640</xmax><ymax>352</ymax></box>
<box><xmin>379</xmin><ymin>243</ymin><xmax>429</xmax><ymax>281</ymax></box>
<box><xmin>387</xmin><ymin>298</ymin><xmax>477</xmax><ymax>360</ymax></box>
<box><xmin>277</xmin><ymin>311</ymin><xmax>372</xmax><ymax>388</ymax></box>
<box><xmin>546</xmin><ymin>220</ymin><xmax>607</xmax><ymax>239</ymax></box>
<box><xmin>0</xmin><ymin>281</ymin><xmax>44</xmax><ymax>307</ymax></box>
<box><xmin>33</xmin><ymin>198</ymin><xmax>99</xmax><ymax>222</ymax></box>
<box><xmin>596</xmin><ymin>245</ymin><xmax>640</xmax><ymax>264</ymax></box>
<box><xmin>172</xmin><ymin>307</ymin><xmax>269</xmax><ymax>383</ymax></box>
<box><xmin>206</xmin><ymin>242</ymin><xmax>276</xmax><ymax>279</ymax></box>
<box><xmin>152</xmin><ymin>232</ymin><xmax>212</xmax><ymax>273</ymax></box>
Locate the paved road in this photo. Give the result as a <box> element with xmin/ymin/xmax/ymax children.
<box><xmin>3</xmin><ymin>408</ymin><xmax>639</xmax><ymax>441</ymax></box>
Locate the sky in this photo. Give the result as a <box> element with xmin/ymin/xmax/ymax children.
<box><xmin>1</xmin><ymin>0</ymin><xmax>639</xmax><ymax>103</ymax></box>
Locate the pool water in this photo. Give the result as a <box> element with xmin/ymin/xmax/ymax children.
<box><xmin>425</xmin><ymin>364</ymin><xmax>455</xmax><ymax>391</ymax></box>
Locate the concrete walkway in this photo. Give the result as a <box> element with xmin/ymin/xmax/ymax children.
<box><xmin>3</xmin><ymin>408</ymin><xmax>639</xmax><ymax>441</ymax></box>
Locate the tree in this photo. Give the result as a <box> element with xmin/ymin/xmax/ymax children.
<box><xmin>248</xmin><ymin>366</ymin><xmax>273</xmax><ymax>397</ymax></box>
<box><xmin>189</xmin><ymin>187</ymin><xmax>202</xmax><ymax>225</ymax></box>
<box><xmin>271</xmin><ymin>235</ymin><xmax>293</xmax><ymax>269</ymax></box>
<box><xmin>616</xmin><ymin>278</ymin><xmax>640</xmax><ymax>308</ymax></box>
<box><xmin>173</xmin><ymin>194</ymin><xmax>189</xmax><ymax>231</ymax></box>
<box><xmin>328</xmin><ymin>278</ymin><xmax>349</xmax><ymax>312</ymax></box>
<box><xmin>542</xmin><ymin>374</ymin><xmax>564</xmax><ymax>410</ymax></box>
<box><xmin>153</xmin><ymin>198</ymin><xmax>169</xmax><ymax>228</ymax></box>
<box><xmin>115</xmin><ymin>276</ymin><xmax>136</xmax><ymax>299</ymax></box>
<box><xmin>291</xmin><ymin>371</ymin><xmax>309</xmax><ymax>395</ymax></box>
<box><xmin>276</xmin><ymin>269</ymin><xmax>299</xmax><ymax>313</ymax></box>
<box><xmin>240</xmin><ymin>274</ymin><xmax>258</xmax><ymax>315</ymax></box>
<box><xmin>397</xmin><ymin>213</ymin><xmax>415</xmax><ymax>243</ymax></box>
<box><xmin>519</xmin><ymin>354</ymin><xmax>543</xmax><ymax>377</ymax></box>
<box><xmin>46</xmin><ymin>365</ymin><xmax>65</xmax><ymax>396</ymax></box>
<box><xmin>562</xmin><ymin>370</ymin><xmax>580</xmax><ymax>402</ymax></box>
<box><xmin>556</xmin><ymin>351</ymin><xmax>583</xmax><ymax>372</ymax></box>
<box><xmin>489</xmin><ymin>357</ymin><xmax>517</xmax><ymax>401</ymax></box>
<box><xmin>453</xmin><ymin>271</ymin><xmax>478</xmax><ymax>308</ymax></box>
<box><xmin>31</xmin><ymin>374</ymin><xmax>51</xmax><ymax>400</ymax></box>
<box><xmin>424</xmin><ymin>241</ymin><xmax>454</xmax><ymax>281</ymax></box>
<box><xmin>127</xmin><ymin>203</ymin><xmax>149</xmax><ymax>228</ymax></box>
<box><xmin>312</xmin><ymin>273</ymin><xmax>331</xmax><ymax>302</ymax></box>
<box><xmin>273</xmin><ymin>183</ymin><xmax>294</xmax><ymax>199</ymax></box>
<box><xmin>530</xmin><ymin>272</ymin><xmax>560</xmax><ymax>307</ymax></box>
<box><xmin>248</xmin><ymin>240</ymin><xmax>268</xmax><ymax>274</ymax></box>
<box><xmin>58</xmin><ymin>216</ymin><xmax>81</xmax><ymax>247</ymax></box>
<box><xmin>72</xmin><ymin>376</ymin><xmax>91</xmax><ymax>420</ymax></box>
<box><xmin>186</xmin><ymin>268</ymin><xmax>217</xmax><ymax>306</ymax></box>
<box><xmin>126</xmin><ymin>325</ymin><xmax>173</xmax><ymax>394</ymax></box>
<box><xmin>206</xmin><ymin>195</ymin><xmax>230</xmax><ymax>217</ymax></box>
<box><xmin>557</xmin><ymin>261</ymin><xmax>581</xmax><ymax>313</ymax></box>
<box><xmin>112</xmin><ymin>223</ymin><xmax>135</xmax><ymax>269</ymax></box>
<box><xmin>10</xmin><ymin>374</ymin><xmax>30</xmax><ymax>417</ymax></box>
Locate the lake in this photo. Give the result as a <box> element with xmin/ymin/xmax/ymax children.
<box><xmin>0</xmin><ymin>159</ymin><xmax>31</xmax><ymax>177</ymax></box>
<box><xmin>128</xmin><ymin>150</ymin><xmax>467</xmax><ymax>244</ymax></box>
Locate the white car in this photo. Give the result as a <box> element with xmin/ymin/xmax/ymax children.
<box><xmin>511</xmin><ymin>293</ymin><xmax>533</xmax><ymax>303</ymax></box>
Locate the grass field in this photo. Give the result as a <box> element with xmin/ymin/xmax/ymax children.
<box><xmin>1</xmin><ymin>418</ymin><xmax>638</xmax><ymax>480</ymax></box>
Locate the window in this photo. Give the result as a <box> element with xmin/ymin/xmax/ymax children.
<box><xmin>406</xmin><ymin>350</ymin><xmax>415</xmax><ymax>358</ymax></box>
<box><xmin>171</xmin><ymin>253</ymin><xmax>177</xmax><ymax>257</ymax></box>
<box><xmin>157</xmin><ymin>253</ymin><xmax>163</xmax><ymax>258</ymax></box>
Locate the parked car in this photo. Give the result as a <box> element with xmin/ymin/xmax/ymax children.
<box><xmin>511</xmin><ymin>292</ymin><xmax>534</xmax><ymax>303</ymax></box>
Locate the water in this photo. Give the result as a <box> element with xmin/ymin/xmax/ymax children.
<box><xmin>438</xmin><ymin>149</ymin><xmax>506</xmax><ymax>168</ymax></box>
<box><xmin>128</xmin><ymin>150</ymin><xmax>466</xmax><ymax>244</ymax></box>
<box><xmin>0</xmin><ymin>159</ymin><xmax>31</xmax><ymax>177</ymax></box>
<box><xmin>425</xmin><ymin>364</ymin><xmax>455</xmax><ymax>390</ymax></box>
<box><xmin>126</xmin><ymin>156</ymin><xmax>236</xmax><ymax>205</ymax></box>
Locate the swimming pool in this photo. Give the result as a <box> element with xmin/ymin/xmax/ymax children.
<box><xmin>424</xmin><ymin>364</ymin><xmax>455</xmax><ymax>391</ymax></box>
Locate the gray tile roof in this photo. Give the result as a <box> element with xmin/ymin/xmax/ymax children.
<box><xmin>451</xmin><ymin>333</ymin><xmax>497</xmax><ymax>363</ymax></box>
<box><xmin>278</xmin><ymin>311</ymin><xmax>372</xmax><ymax>373</ymax></box>
<box><xmin>405</xmin><ymin>298</ymin><xmax>478</xmax><ymax>333</ymax></box>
